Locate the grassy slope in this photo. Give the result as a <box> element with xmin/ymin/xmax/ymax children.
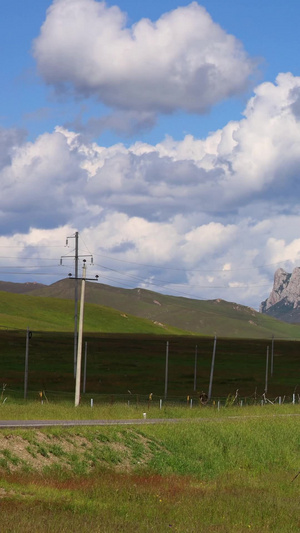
<box><xmin>9</xmin><ymin>280</ymin><xmax>300</xmax><ymax>338</ymax></box>
<box><xmin>0</xmin><ymin>406</ymin><xmax>299</xmax><ymax>532</ymax></box>
<box><xmin>0</xmin><ymin>290</ymin><xmax>187</xmax><ymax>335</ymax></box>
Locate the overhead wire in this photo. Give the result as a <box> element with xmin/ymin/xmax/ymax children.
<box><xmin>93</xmin><ymin>263</ymin><xmax>272</xmax><ymax>304</ymax></box>
<box><xmin>92</xmin><ymin>253</ymin><xmax>291</xmax><ymax>273</ymax></box>
<box><xmin>0</xmin><ymin>240</ymin><xmax>285</xmax><ymax>300</ymax></box>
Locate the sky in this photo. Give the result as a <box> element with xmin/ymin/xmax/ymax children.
<box><xmin>1</xmin><ymin>0</ymin><xmax>300</xmax><ymax>310</ymax></box>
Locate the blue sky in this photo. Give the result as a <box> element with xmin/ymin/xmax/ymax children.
<box><xmin>2</xmin><ymin>0</ymin><xmax>299</xmax><ymax>143</ymax></box>
<box><xmin>1</xmin><ymin>0</ymin><xmax>300</xmax><ymax>310</ymax></box>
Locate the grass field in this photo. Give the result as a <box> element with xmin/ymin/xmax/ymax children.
<box><xmin>0</xmin><ymin>290</ymin><xmax>187</xmax><ymax>334</ymax></box>
<box><xmin>1</xmin><ymin>287</ymin><xmax>299</xmax><ymax>530</ymax></box>
<box><xmin>1</xmin><ymin>330</ymin><xmax>300</xmax><ymax>399</ymax></box>
<box><xmin>2</xmin><ymin>283</ymin><xmax>300</xmax><ymax>339</ymax></box>
<box><xmin>0</xmin><ymin>404</ymin><xmax>299</xmax><ymax>532</ymax></box>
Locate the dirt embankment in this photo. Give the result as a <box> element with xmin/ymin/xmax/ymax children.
<box><xmin>0</xmin><ymin>428</ymin><xmax>166</xmax><ymax>475</ymax></box>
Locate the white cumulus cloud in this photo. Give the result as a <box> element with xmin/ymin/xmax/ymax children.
<box><xmin>2</xmin><ymin>74</ymin><xmax>300</xmax><ymax>307</ymax></box>
<box><xmin>33</xmin><ymin>0</ymin><xmax>255</xmax><ymax>114</ymax></box>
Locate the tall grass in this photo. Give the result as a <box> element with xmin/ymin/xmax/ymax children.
<box><xmin>0</xmin><ymin>470</ymin><xmax>298</xmax><ymax>532</ymax></box>
<box><xmin>0</xmin><ymin>398</ymin><xmax>299</xmax><ymax>420</ymax></box>
<box><xmin>0</xmin><ymin>408</ymin><xmax>299</xmax><ymax>532</ymax></box>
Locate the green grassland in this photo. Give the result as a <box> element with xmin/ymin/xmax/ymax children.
<box><xmin>1</xmin><ymin>287</ymin><xmax>300</xmax><ymax>531</ymax></box>
<box><xmin>1</xmin><ymin>330</ymin><xmax>300</xmax><ymax>398</ymax></box>
<box><xmin>0</xmin><ymin>287</ymin><xmax>299</xmax><ymax>398</ymax></box>
<box><xmin>0</xmin><ymin>290</ymin><xmax>187</xmax><ymax>334</ymax></box>
<box><xmin>9</xmin><ymin>279</ymin><xmax>300</xmax><ymax>338</ymax></box>
<box><xmin>0</xmin><ymin>405</ymin><xmax>299</xmax><ymax>532</ymax></box>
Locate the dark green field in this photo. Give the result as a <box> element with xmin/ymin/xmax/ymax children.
<box><xmin>1</xmin><ymin>330</ymin><xmax>299</xmax><ymax>400</ymax></box>
<box><xmin>0</xmin><ymin>287</ymin><xmax>299</xmax><ymax>401</ymax></box>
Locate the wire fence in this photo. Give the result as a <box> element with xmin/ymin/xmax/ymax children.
<box><xmin>1</xmin><ymin>388</ymin><xmax>299</xmax><ymax>409</ymax></box>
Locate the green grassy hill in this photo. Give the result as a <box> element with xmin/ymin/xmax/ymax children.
<box><xmin>0</xmin><ymin>290</ymin><xmax>186</xmax><ymax>335</ymax></box>
<box><xmin>24</xmin><ymin>279</ymin><xmax>300</xmax><ymax>338</ymax></box>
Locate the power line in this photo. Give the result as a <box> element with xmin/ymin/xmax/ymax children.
<box><xmin>0</xmin><ymin>271</ymin><xmax>69</xmax><ymax>276</ymax></box>
<box><xmin>93</xmin><ymin>253</ymin><xmax>291</xmax><ymax>273</ymax></box>
<box><xmin>0</xmin><ymin>265</ymin><xmax>62</xmax><ymax>269</ymax></box>
<box><xmin>0</xmin><ymin>245</ymin><xmax>63</xmax><ymax>248</ymax></box>
<box><xmin>0</xmin><ymin>257</ymin><xmax>62</xmax><ymax>261</ymax></box>
<box><xmin>95</xmin><ymin>262</ymin><xmax>271</xmax><ymax>289</ymax></box>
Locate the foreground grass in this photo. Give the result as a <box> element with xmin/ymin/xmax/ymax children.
<box><xmin>0</xmin><ymin>405</ymin><xmax>299</xmax><ymax>531</ymax></box>
<box><xmin>0</xmin><ymin>399</ymin><xmax>299</xmax><ymax>420</ymax></box>
<box><xmin>0</xmin><ymin>470</ymin><xmax>298</xmax><ymax>532</ymax></box>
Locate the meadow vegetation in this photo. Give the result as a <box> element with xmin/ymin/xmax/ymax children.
<box><xmin>0</xmin><ymin>404</ymin><xmax>299</xmax><ymax>531</ymax></box>
<box><xmin>1</xmin><ymin>330</ymin><xmax>300</xmax><ymax>398</ymax></box>
<box><xmin>2</xmin><ymin>284</ymin><xmax>300</xmax><ymax>338</ymax></box>
<box><xmin>0</xmin><ymin>288</ymin><xmax>300</xmax><ymax>531</ymax></box>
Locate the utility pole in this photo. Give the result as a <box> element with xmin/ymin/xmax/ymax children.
<box><xmin>73</xmin><ymin>231</ymin><xmax>79</xmax><ymax>377</ymax></box>
<box><xmin>61</xmin><ymin>232</ymin><xmax>92</xmax><ymax>377</ymax></box>
<box><xmin>69</xmin><ymin>261</ymin><xmax>98</xmax><ymax>407</ymax></box>
<box><xmin>75</xmin><ymin>261</ymin><xmax>86</xmax><ymax>407</ymax></box>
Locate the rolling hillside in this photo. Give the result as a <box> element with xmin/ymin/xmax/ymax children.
<box><xmin>1</xmin><ymin>279</ymin><xmax>300</xmax><ymax>338</ymax></box>
<box><xmin>0</xmin><ymin>290</ymin><xmax>186</xmax><ymax>335</ymax></box>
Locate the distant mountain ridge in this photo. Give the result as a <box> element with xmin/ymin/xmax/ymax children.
<box><xmin>0</xmin><ymin>281</ymin><xmax>45</xmax><ymax>294</ymax></box>
<box><xmin>0</xmin><ymin>278</ymin><xmax>298</xmax><ymax>338</ymax></box>
<box><xmin>260</xmin><ymin>267</ymin><xmax>300</xmax><ymax>323</ymax></box>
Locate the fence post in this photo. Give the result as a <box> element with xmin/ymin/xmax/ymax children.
<box><xmin>208</xmin><ymin>335</ymin><xmax>217</xmax><ymax>400</ymax></box>
<box><xmin>24</xmin><ymin>327</ymin><xmax>30</xmax><ymax>400</ymax></box>
<box><xmin>193</xmin><ymin>345</ymin><xmax>198</xmax><ymax>392</ymax></box>
<box><xmin>265</xmin><ymin>346</ymin><xmax>269</xmax><ymax>394</ymax></box>
<box><xmin>83</xmin><ymin>341</ymin><xmax>87</xmax><ymax>394</ymax></box>
<box><xmin>271</xmin><ymin>335</ymin><xmax>274</xmax><ymax>376</ymax></box>
<box><xmin>164</xmin><ymin>341</ymin><xmax>169</xmax><ymax>399</ymax></box>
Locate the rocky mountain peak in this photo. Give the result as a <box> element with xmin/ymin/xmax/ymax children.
<box><xmin>260</xmin><ymin>267</ymin><xmax>300</xmax><ymax>313</ymax></box>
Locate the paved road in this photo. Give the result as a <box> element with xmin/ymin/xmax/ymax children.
<box><xmin>0</xmin><ymin>418</ymin><xmax>183</xmax><ymax>428</ymax></box>
<box><xmin>0</xmin><ymin>413</ymin><xmax>299</xmax><ymax>429</ymax></box>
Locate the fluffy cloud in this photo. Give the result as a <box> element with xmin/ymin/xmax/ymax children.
<box><xmin>2</xmin><ymin>73</ymin><xmax>300</xmax><ymax>307</ymax></box>
<box><xmin>33</xmin><ymin>0</ymin><xmax>254</xmax><ymax>114</ymax></box>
